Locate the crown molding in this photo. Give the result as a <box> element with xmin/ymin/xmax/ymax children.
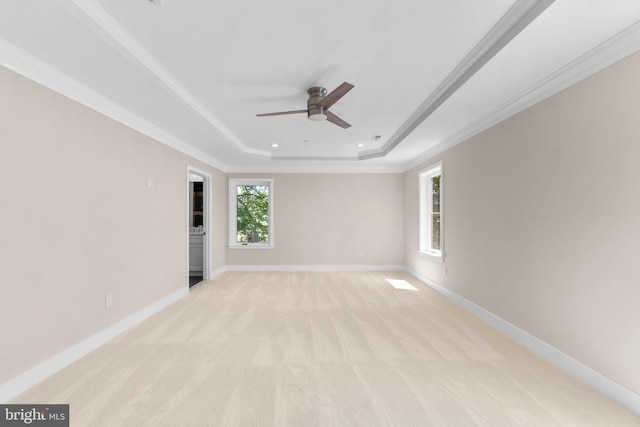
<box><xmin>4</xmin><ymin>1</ymin><xmax>638</xmax><ymax>174</ymax></box>
<box><xmin>361</xmin><ymin>0</ymin><xmax>555</xmax><ymax>161</ymax></box>
<box><xmin>402</xmin><ymin>20</ymin><xmax>640</xmax><ymax>172</ymax></box>
<box><xmin>62</xmin><ymin>0</ymin><xmax>557</xmax><ymax>165</ymax></box>
<box><xmin>0</xmin><ymin>38</ymin><xmax>229</xmax><ymax>172</ymax></box>
<box><xmin>0</xmin><ymin>37</ymin><xmax>405</xmax><ymax>175</ymax></box>
<box><xmin>68</xmin><ymin>0</ymin><xmax>269</xmax><ymax>159</ymax></box>
<box><xmin>225</xmin><ymin>163</ymin><xmax>404</xmax><ymax>174</ymax></box>
<box><xmin>271</xmin><ymin>0</ymin><xmax>548</xmax><ymax>166</ymax></box>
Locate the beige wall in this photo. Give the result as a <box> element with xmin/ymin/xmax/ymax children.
<box><xmin>4</xmin><ymin>43</ymin><xmax>639</xmax><ymax>403</ymax></box>
<box><xmin>0</xmin><ymin>66</ymin><xmax>226</xmax><ymax>384</ymax></box>
<box><xmin>226</xmin><ymin>173</ymin><xmax>404</xmax><ymax>266</ymax></box>
<box><xmin>209</xmin><ymin>169</ymin><xmax>228</xmax><ymax>272</ymax></box>
<box><xmin>0</xmin><ymin>62</ymin><xmax>402</xmax><ymax>386</ymax></box>
<box><xmin>405</xmin><ymin>52</ymin><xmax>640</xmax><ymax>394</ymax></box>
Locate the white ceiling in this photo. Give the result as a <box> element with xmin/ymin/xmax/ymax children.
<box><xmin>1</xmin><ymin>0</ymin><xmax>640</xmax><ymax>172</ymax></box>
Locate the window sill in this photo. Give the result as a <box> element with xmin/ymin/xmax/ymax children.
<box><xmin>228</xmin><ymin>244</ymin><xmax>274</xmax><ymax>250</ymax></box>
<box><xmin>418</xmin><ymin>250</ymin><xmax>444</xmax><ymax>262</ymax></box>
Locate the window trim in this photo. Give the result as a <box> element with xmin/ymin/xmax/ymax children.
<box><xmin>418</xmin><ymin>162</ymin><xmax>444</xmax><ymax>261</ymax></box>
<box><xmin>228</xmin><ymin>178</ymin><xmax>274</xmax><ymax>249</ymax></box>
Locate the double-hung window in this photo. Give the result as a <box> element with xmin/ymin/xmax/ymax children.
<box><xmin>419</xmin><ymin>163</ymin><xmax>443</xmax><ymax>259</ymax></box>
<box><xmin>228</xmin><ymin>178</ymin><xmax>273</xmax><ymax>248</ymax></box>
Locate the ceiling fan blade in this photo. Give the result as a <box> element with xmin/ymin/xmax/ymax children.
<box><xmin>256</xmin><ymin>109</ymin><xmax>307</xmax><ymax>117</ymax></box>
<box><xmin>316</xmin><ymin>82</ymin><xmax>354</xmax><ymax>109</ymax></box>
<box><xmin>326</xmin><ymin>111</ymin><xmax>351</xmax><ymax>129</ymax></box>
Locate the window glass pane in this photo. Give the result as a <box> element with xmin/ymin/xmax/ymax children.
<box><xmin>236</xmin><ymin>185</ymin><xmax>269</xmax><ymax>243</ymax></box>
<box><xmin>418</xmin><ymin>164</ymin><xmax>443</xmax><ymax>257</ymax></box>
<box><xmin>431</xmin><ymin>175</ymin><xmax>441</xmax><ymax>250</ymax></box>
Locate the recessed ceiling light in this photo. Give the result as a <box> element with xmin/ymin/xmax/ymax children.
<box><xmin>356</xmin><ymin>143</ymin><xmax>365</xmax><ymax>148</ymax></box>
<box><xmin>271</xmin><ymin>143</ymin><xmax>279</xmax><ymax>148</ymax></box>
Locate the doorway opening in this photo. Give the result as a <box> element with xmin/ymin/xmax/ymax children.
<box><xmin>187</xmin><ymin>167</ymin><xmax>211</xmax><ymax>289</ymax></box>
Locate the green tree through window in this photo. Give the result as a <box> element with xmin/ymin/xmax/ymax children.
<box><xmin>236</xmin><ymin>185</ymin><xmax>270</xmax><ymax>243</ymax></box>
<box><xmin>431</xmin><ymin>175</ymin><xmax>440</xmax><ymax>250</ymax></box>
<box><xmin>419</xmin><ymin>162</ymin><xmax>443</xmax><ymax>258</ymax></box>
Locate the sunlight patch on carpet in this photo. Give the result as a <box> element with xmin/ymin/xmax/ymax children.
<box><xmin>385</xmin><ymin>278</ymin><xmax>418</xmax><ymax>291</ymax></box>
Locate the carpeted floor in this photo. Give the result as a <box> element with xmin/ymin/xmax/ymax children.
<box><xmin>12</xmin><ymin>271</ymin><xmax>640</xmax><ymax>426</ymax></box>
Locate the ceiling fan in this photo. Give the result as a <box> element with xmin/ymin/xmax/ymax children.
<box><xmin>256</xmin><ymin>82</ymin><xmax>354</xmax><ymax>129</ymax></box>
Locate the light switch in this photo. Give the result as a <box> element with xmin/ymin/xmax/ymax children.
<box><xmin>146</xmin><ymin>177</ymin><xmax>154</xmax><ymax>188</ymax></box>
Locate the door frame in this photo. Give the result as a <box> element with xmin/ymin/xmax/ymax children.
<box><xmin>186</xmin><ymin>166</ymin><xmax>212</xmax><ymax>288</ymax></box>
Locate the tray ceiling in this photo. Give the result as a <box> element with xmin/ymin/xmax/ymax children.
<box><xmin>1</xmin><ymin>0</ymin><xmax>640</xmax><ymax>172</ymax></box>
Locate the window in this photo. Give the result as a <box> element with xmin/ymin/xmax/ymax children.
<box><xmin>419</xmin><ymin>163</ymin><xmax>443</xmax><ymax>259</ymax></box>
<box><xmin>228</xmin><ymin>178</ymin><xmax>274</xmax><ymax>248</ymax></box>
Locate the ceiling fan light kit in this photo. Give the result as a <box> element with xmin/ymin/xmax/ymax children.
<box><xmin>307</xmin><ymin>110</ymin><xmax>327</xmax><ymax>121</ymax></box>
<box><xmin>257</xmin><ymin>82</ymin><xmax>354</xmax><ymax>128</ymax></box>
<box><xmin>307</xmin><ymin>87</ymin><xmax>328</xmax><ymax>121</ymax></box>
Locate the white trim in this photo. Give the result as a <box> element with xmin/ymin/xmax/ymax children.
<box><xmin>403</xmin><ymin>21</ymin><xmax>640</xmax><ymax>172</ymax></box>
<box><xmin>2</xmin><ymin>11</ymin><xmax>640</xmax><ymax>173</ymax></box>
<box><xmin>418</xmin><ymin>162</ymin><xmax>444</xmax><ymax>259</ymax></box>
<box><xmin>227</xmin><ymin>245</ymin><xmax>274</xmax><ymax>250</ymax></box>
<box><xmin>209</xmin><ymin>265</ymin><xmax>229</xmax><ymax>279</ymax></box>
<box><xmin>224</xmin><ymin>264</ymin><xmax>405</xmax><ymax>272</ymax></box>
<box><xmin>403</xmin><ymin>267</ymin><xmax>640</xmax><ymax>417</ymax></box>
<box><xmin>0</xmin><ymin>288</ymin><xmax>187</xmax><ymax>404</ymax></box>
<box><xmin>68</xmin><ymin>0</ymin><xmax>268</xmax><ymax>159</ymax></box>
<box><xmin>362</xmin><ymin>0</ymin><xmax>555</xmax><ymax>161</ymax></box>
<box><xmin>0</xmin><ymin>38</ymin><xmax>228</xmax><ymax>173</ymax></box>
<box><xmin>418</xmin><ymin>250</ymin><xmax>445</xmax><ymax>262</ymax></box>
<box><xmin>187</xmin><ymin>166</ymin><xmax>213</xmax><ymax>285</ymax></box>
<box><xmin>4</xmin><ymin>264</ymin><xmax>639</xmax><ymax>416</ymax></box>
<box><xmin>228</xmin><ymin>178</ymin><xmax>274</xmax><ymax>248</ymax></box>
<box><xmin>225</xmin><ymin>164</ymin><xmax>405</xmax><ymax>174</ymax></box>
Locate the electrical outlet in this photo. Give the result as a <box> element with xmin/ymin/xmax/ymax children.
<box><xmin>358</xmin><ymin>250</ymin><xmax>364</xmax><ymax>257</ymax></box>
<box><xmin>105</xmin><ymin>294</ymin><xmax>113</xmax><ymax>308</ymax></box>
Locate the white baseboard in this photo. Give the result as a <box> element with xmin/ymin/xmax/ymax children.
<box><xmin>0</xmin><ymin>287</ymin><xmax>188</xmax><ymax>404</ymax></box>
<box><xmin>404</xmin><ymin>267</ymin><xmax>640</xmax><ymax>417</ymax></box>
<box><xmin>209</xmin><ymin>265</ymin><xmax>229</xmax><ymax>279</ymax></box>
<box><xmin>224</xmin><ymin>264</ymin><xmax>405</xmax><ymax>272</ymax></box>
<box><xmin>4</xmin><ymin>266</ymin><xmax>638</xmax><ymax>417</ymax></box>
